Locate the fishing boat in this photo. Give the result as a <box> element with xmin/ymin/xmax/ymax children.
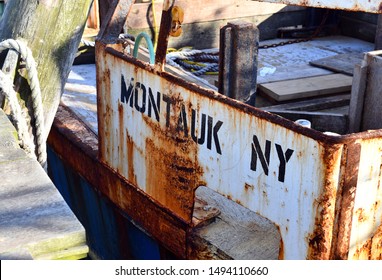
<box><xmin>2</xmin><ymin>0</ymin><xmax>382</xmax><ymax>260</ymax></box>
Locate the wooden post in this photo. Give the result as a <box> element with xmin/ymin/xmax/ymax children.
<box><xmin>218</xmin><ymin>20</ymin><xmax>259</xmax><ymax>105</ymax></box>
<box><xmin>348</xmin><ymin>62</ymin><xmax>367</xmax><ymax>133</ymax></box>
<box><xmin>98</xmin><ymin>0</ymin><xmax>114</xmax><ymax>27</ymax></box>
<box><xmin>349</xmin><ymin>51</ymin><xmax>382</xmax><ymax>132</ymax></box>
<box><xmin>0</xmin><ymin>0</ymin><xmax>94</xmax><ymax>139</ymax></box>
<box><xmin>375</xmin><ymin>14</ymin><xmax>382</xmax><ymax>50</ymax></box>
<box><xmin>360</xmin><ymin>51</ymin><xmax>382</xmax><ymax>131</ymax></box>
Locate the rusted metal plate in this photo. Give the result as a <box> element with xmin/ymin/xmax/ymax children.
<box><xmin>48</xmin><ymin>105</ymin><xmax>189</xmax><ymax>258</ymax></box>
<box><xmin>96</xmin><ymin>43</ymin><xmax>348</xmax><ymax>259</ymax></box>
<box><xmin>255</xmin><ymin>0</ymin><xmax>382</xmax><ymax>13</ymax></box>
<box><xmin>347</xmin><ymin>137</ymin><xmax>382</xmax><ymax>259</ymax></box>
<box><xmin>91</xmin><ymin>0</ymin><xmax>382</xmax><ymax>260</ymax></box>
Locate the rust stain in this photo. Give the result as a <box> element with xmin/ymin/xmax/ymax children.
<box><xmin>143</xmin><ymin>91</ymin><xmax>205</xmax><ymax>222</ymax></box>
<box><xmin>192</xmin><ymin>197</ymin><xmax>220</xmax><ymax>228</ymax></box>
<box><xmin>244</xmin><ymin>183</ymin><xmax>254</xmax><ymax>192</ymax></box>
<box><xmin>355</xmin><ymin>208</ymin><xmax>367</xmax><ymax>223</ymax></box>
<box><xmin>145</xmin><ymin>137</ymin><xmax>202</xmax><ymax>222</ymax></box>
<box><xmin>126</xmin><ymin>131</ymin><xmax>137</xmax><ymax>186</ymax></box>
<box><xmin>371</xmin><ymin>225</ymin><xmax>382</xmax><ymax>260</ymax></box>
<box><xmin>332</xmin><ymin>142</ymin><xmax>361</xmax><ymax>259</ymax></box>
<box><xmin>308</xmin><ymin>143</ymin><xmax>342</xmax><ymax>260</ymax></box>
<box><xmin>353</xmin><ymin>239</ymin><xmax>372</xmax><ymax>260</ymax></box>
<box><xmin>49</xmin><ymin>105</ymin><xmax>189</xmax><ymax>258</ymax></box>
<box><xmin>235</xmin><ymin>199</ymin><xmax>243</xmax><ymax>206</ymax></box>
<box><xmin>276</xmin><ymin>224</ymin><xmax>284</xmax><ymax>260</ymax></box>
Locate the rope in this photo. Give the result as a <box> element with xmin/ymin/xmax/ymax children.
<box><xmin>80</xmin><ymin>38</ymin><xmax>95</xmax><ymax>48</ymax></box>
<box><xmin>0</xmin><ymin>71</ymin><xmax>34</xmax><ymax>155</ymax></box>
<box><xmin>0</xmin><ymin>39</ymin><xmax>46</xmax><ymax>169</ymax></box>
<box><xmin>166</xmin><ymin>49</ymin><xmax>219</xmax><ymax>76</ymax></box>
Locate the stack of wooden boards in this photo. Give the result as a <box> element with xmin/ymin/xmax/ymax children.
<box><xmin>256</xmin><ymin>52</ymin><xmax>368</xmax><ymax>134</ymax></box>
<box><xmin>258</xmin><ymin>52</ymin><xmax>364</xmax><ymax>102</ymax></box>
<box><xmin>259</xmin><ymin>73</ymin><xmax>353</xmax><ymax>102</ymax></box>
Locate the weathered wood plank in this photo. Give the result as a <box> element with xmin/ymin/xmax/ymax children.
<box><xmin>188</xmin><ymin>187</ymin><xmax>281</xmax><ymax>260</ymax></box>
<box><xmin>309</xmin><ymin>53</ymin><xmax>364</xmax><ymax>76</ymax></box>
<box><xmin>258</xmin><ymin>74</ymin><xmax>353</xmax><ymax>102</ymax></box>
<box><xmin>126</xmin><ymin>1</ymin><xmax>306</xmax><ymax>49</ymax></box>
<box><xmin>125</xmin><ymin>0</ymin><xmax>303</xmax><ymax>29</ymax></box>
<box><xmin>0</xmin><ymin>0</ymin><xmax>93</xmax><ymax>140</ymax></box>
<box><xmin>257</xmin><ymin>64</ymin><xmax>332</xmax><ymax>84</ymax></box>
<box><xmin>348</xmin><ymin>63</ymin><xmax>367</xmax><ymax>133</ymax></box>
<box><xmin>0</xmin><ymin>109</ymin><xmax>88</xmax><ymax>260</ymax></box>
<box><xmin>261</xmin><ymin>94</ymin><xmax>350</xmax><ymax>112</ymax></box>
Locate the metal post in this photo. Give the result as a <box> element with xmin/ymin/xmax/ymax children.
<box><xmin>375</xmin><ymin>14</ymin><xmax>382</xmax><ymax>50</ymax></box>
<box><xmin>218</xmin><ymin>20</ymin><xmax>259</xmax><ymax>105</ymax></box>
<box><xmin>358</xmin><ymin>51</ymin><xmax>382</xmax><ymax>131</ymax></box>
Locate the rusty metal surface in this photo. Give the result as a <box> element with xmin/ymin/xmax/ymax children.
<box><xmin>192</xmin><ymin>197</ymin><xmax>221</xmax><ymax>228</ymax></box>
<box><xmin>48</xmin><ymin>105</ymin><xmax>189</xmax><ymax>258</ymax></box>
<box><xmin>90</xmin><ymin>0</ymin><xmax>382</xmax><ymax>260</ymax></box>
<box><xmin>255</xmin><ymin>0</ymin><xmax>382</xmax><ymax>13</ymax></box>
<box><xmin>331</xmin><ymin>142</ymin><xmax>362</xmax><ymax>259</ymax></box>
<box><xmin>347</xmin><ymin>137</ymin><xmax>382</xmax><ymax>259</ymax></box>
<box><xmin>154</xmin><ymin>0</ymin><xmax>175</xmax><ymax>71</ymax></box>
<box><xmin>96</xmin><ymin>42</ymin><xmax>349</xmax><ymax>259</ymax></box>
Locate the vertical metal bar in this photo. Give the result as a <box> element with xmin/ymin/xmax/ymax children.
<box><xmin>218</xmin><ymin>25</ymin><xmax>232</xmax><ymax>99</ymax></box>
<box><xmin>361</xmin><ymin>51</ymin><xmax>382</xmax><ymax>131</ymax></box>
<box><xmin>375</xmin><ymin>14</ymin><xmax>382</xmax><ymax>50</ymax></box>
<box><xmin>218</xmin><ymin>20</ymin><xmax>259</xmax><ymax>104</ymax></box>
<box><xmin>97</xmin><ymin>0</ymin><xmax>135</xmax><ymax>43</ymax></box>
<box><xmin>331</xmin><ymin>142</ymin><xmax>361</xmax><ymax>259</ymax></box>
<box><xmin>154</xmin><ymin>0</ymin><xmax>175</xmax><ymax>72</ymax></box>
<box><xmin>348</xmin><ymin>62</ymin><xmax>367</xmax><ymax>133</ymax></box>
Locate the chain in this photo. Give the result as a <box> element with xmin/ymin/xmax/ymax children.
<box><xmin>259</xmin><ymin>10</ymin><xmax>330</xmax><ymax>50</ymax></box>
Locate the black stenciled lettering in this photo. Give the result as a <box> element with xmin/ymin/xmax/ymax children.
<box><xmin>212</xmin><ymin>120</ymin><xmax>223</xmax><ymax>155</ymax></box>
<box><xmin>251</xmin><ymin>135</ymin><xmax>271</xmax><ymax>176</ymax></box>
<box><xmin>162</xmin><ymin>93</ymin><xmax>172</xmax><ymax>128</ymax></box>
<box><xmin>275</xmin><ymin>143</ymin><xmax>294</xmax><ymax>183</ymax></box>
<box><xmin>120</xmin><ymin>75</ymin><xmax>134</xmax><ymax>107</ymax></box>
<box><xmin>134</xmin><ymin>82</ymin><xmax>146</xmax><ymax>113</ymax></box>
<box><xmin>177</xmin><ymin>104</ymin><xmax>188</xmax><ymax>137</ymax></box>
<box><xmin>148</xmin><ymin>88</ymin><xmax>161</xmax><ymax>121</ymax></box>
<box><xmin>206</xmin><ymin>116</ymin><xmax>223</xmax><ymax>155</ymax></box>
<box><xmin>191</xmin><ymin>109</ymin><xmax>206</xmax><ymax>145</ymax></box>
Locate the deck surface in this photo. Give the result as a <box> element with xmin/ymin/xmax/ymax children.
<box><xmin>0</xmin><ymin>109</ymin><xmax>88</xmax><ymax>260</ymax></box>
<box><xmin>62</xmin><ymin>35</ymin><xmax>374</xmax><ymax>134</ymax></box>
<box><xmin>58</xmin><ymin>36</ymin><xmax>373</xmax><ymax>259</ymax></box>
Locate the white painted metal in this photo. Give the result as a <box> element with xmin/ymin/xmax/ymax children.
<box><xmin>349</xmin><ymin>138</ymin><xmax>382</xmax><ymax>259</ymax></box>
<box><xmin>97</xmin><ymin>50</ymin><xmax>343</xmax><ymax>259</ymax></box>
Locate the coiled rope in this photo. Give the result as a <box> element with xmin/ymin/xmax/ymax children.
<box><xmin>166</xmin><ymin>48</ymin><xmax>219</xmax><ymax>76</ymax></box>
<box><xmin>0</xmin><ymin>39</ymin><xmax>46</xmax><ymax>169</ymax></box>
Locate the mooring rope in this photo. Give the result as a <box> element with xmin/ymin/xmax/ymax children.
<box><xmin>166</xmin><ymin>49</ymin><xmax>219</xmax><ymax>76</ymax></box>
<box><xmin>0</xmin><ymin>39</ymin><xmax>46</xmax><ymax>170</ymax></box>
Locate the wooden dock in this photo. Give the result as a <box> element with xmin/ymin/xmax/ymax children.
<box><xmin>0</xmin><ymin>109</ymin><xmax>88</xmax><ymax>260</ymax></box>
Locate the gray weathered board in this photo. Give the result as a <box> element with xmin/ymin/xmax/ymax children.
<box><xmin>0</xmin><ymin>109</ymin><xmax>88</xmax><ymax>260</ymax></box>
<box><xmin>258</xmin><ymin>73</ymin><xmax>353</xmax><ymax>102</ymax></box>
<box><xmin>309</xmin><ymin>53</ymin><xmax>364</xmax><ymax>76</ymax></box>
